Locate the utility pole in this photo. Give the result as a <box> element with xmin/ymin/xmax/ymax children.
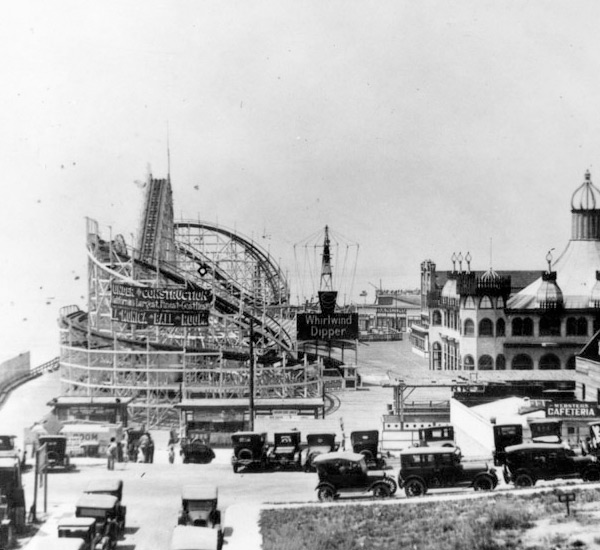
<box><xmin>249</xmin><ymin>319</ymin><xmax>255</xmax><ymax>431</ymax></box>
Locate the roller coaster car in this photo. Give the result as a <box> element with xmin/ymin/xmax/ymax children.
<box><xmin>314</xmin><ymin>451</ymin><xmax>397</xmax><ymax>502</ymax></box>
<box><xmin>399</xmin><ymin>447</ymin><xmax>498</xmax><ymax>497</ymax></box>
<box><xmin>503</xmin><ymin>443</ymin><xmax>600</xmax><ymax>487</ymax></box>
<box><xmin>75</xmin><ymin>494</ymin><xmax>122</xmax><ymax>550</ymax></box>
<box><xmin>39</xmin><ymin>435</ymin><xmax>72</xmax><ymax>470</ymax></box>
<box><xmin>304</xmin><ymin>433</ymin><xmax>339</xmax><ymax>472</ymax></box>
<box><xmin>268</xmin><ymin>432</ymin><xmax>302</xmax><ymax>470</ymax></box>
<box><xmin>231</xmin><ymin>432</ymin><xmax>268</xmax><ymax>473</ymax></box>
<box><xmin>83</xmin><ymin>479</ymin><xmax>126</xmax><ymax>533</ymax></box>
<box><xmin>350</xmin><ymin>430</ymin><xmax>387</xmax><ymax>470</ymax></box>
<box><xmin>57</xmin><ymin>517</ymin><xmax>103</xmax><ymax>550</ymax></box>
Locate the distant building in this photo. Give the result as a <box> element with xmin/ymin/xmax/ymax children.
<box><xmin>413</xmin><ymin>170</ymin><xmax>600</xmax><ymax>372</ymax></box>
<box><xmin>356</xmin><ymin>290</ymin><xmax>421</xmax><ymax>339</ymax></box>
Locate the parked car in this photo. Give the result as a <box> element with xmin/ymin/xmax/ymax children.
<box><xmin>417</xmin><ymin>425</ymin><xmax>455</xmax><ymax>448</ymax></box>
<box><xmin>170</xmin><ymin>525</ymin><xmax>221</xmax><ymax>550</ymax></box>
<box><xmin>350</xmin><ymin>430</ymin><xmax>387</xmax><ymax>469</ymax></box>
<box><xmin>268</xmin><ymin>432</ymin><xmax>302</xmax><ymax>470</ymax></box>
<box><xmin>39</xmin><ymin>435</ymin><xmax>72</xmax><ymax>470</ymax></box>
<box><xmin>503</xmin><ymin>443</ymin><xmax>600</xmax><ymax>487</ymax></box>
<box><xmin>313</xmin><ymin>451</ymin><xmax>397</xmax><ymax>501</ymax></box>
<box><xmin>493</xmin><ymin>424</ymin><xmax>524</xmax><ymax>466</ymax></box>
<box><xmin>75</xmin><ymin>494</ymin><xmax>122</xmax><ymax>550</ymax></box>
<box><xmin>0</xmin><ymin>436</ymin><xmax>18</xmax><ymax>459</ymax></box>
<box><xmin>304</xmin><ymin>433</ymin><xmax>339</xmax><ymax>472</ymax></box>
<box><xmin>83</xmin><ymin>479</ymin><xmax>126</xmax><ymax>533</ymax></box>
<box><xmin>181</xmin><ymin>439</ymin><xmax>216</xmax><ymax>464</ymax></box>
<box><xmin>399</xmin><ymin>446</ymin><xmax>498</xmax><ymax>497</ymax></box>
<box><xmin>177</xmin><ymin>485</ymin><xmax>222</xmax><ymax>536</ymax></box>
<box><xmin>231</xmin><ymin>432</ymin><xmax>268</xmax><ymax>473</ymax></box>
<box><xmin>57</xmin><ymin>517</ymin><xmax>103</xmax><ymax>550</ymax></box>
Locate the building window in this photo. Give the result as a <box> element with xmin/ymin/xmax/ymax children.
<box><xmin>479</xmin><ymin>318</ymin><xmax>494</xmax><ymax>337</ymax></box>
<box><xmin>497</xmin><ymin>296</ymin><xmax>505</xmax><ymax>308</ymax></box>
<box><xmin>540</xmin><ymin>316</ymin><xmax>561</xmax><ymax>337</ymax></box>
<box><xmin>539</xmin><ymin>353</ymin><xmax>561</xmax><ymax>370</ymax></box>
<box><xmin>512</xmin><ymin>317</ymin><xmax>533</xmax><ymax>336</ymax></box>
<box><xmin>464</xmin><ymin>319</ymin><xmax>475</xmax><ymax>337</ymax></box>
<box><xmin>496</xmin><ymin>318</ymin><xmax>506</xmax><ymax>337</ymax></box>
<box><xmin>432</xmin><ymin>342</ymin><xmax>442</xmax><ymax>370</ymax></box>
<box><xmin>464</xmin><ymin>296</ymin><xmax>475</xmax><ymax>309</ymax></box>
<box><xmin>566</xmin><ymin>356</ymin><xmax>576</xmax><ymax>370</ymax></box>
<box><xmin>478</xmin><ymin>355</ymin><xmax>493</xmax><ymax>370</ymax></box>
<box><xmin>496</xmin><ymin>354</ymin><xmax>506</xmax><ymax>370</ymax></box>
<box><xmin>432</xmin><ymin>310</ymin><xmax>442</xmax><ymax>326</ymax></box>
<box><xmin>463</xmin><ymin>355</ymin><xmax>475</xmax><ymax>370</ymax></box>
<box><xmin>479</xmin><ymin>296</ymin><xmax>493</xmax><ymax>309</ymax></box>
<box><xmin>566</xmin><ymin>317</ymin><xmax>587</xmax><ymax>336</ymax></box>
<box><xmin>512</xmin><ymin>354</ymin><xmax>533</xmax><ymax>370</ymax></box>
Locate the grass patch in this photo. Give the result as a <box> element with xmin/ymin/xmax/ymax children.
<box><xmin>260</xmin><ymin>488</ymin><xmax>600</xmax><ymax>550</ymax></box>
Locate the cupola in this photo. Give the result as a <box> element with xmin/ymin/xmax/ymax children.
<box><xmin>536</xmin><ymin>250</ymin><xmax>563</xmax><ymax>309</ymax></box>
<box><xmin>571</xmin><ymin>170</ymin><xmax>600</xmax><ymax>240</ymax></box>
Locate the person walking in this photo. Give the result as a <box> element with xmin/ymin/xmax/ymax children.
<box><xmin>107</xmin><ymin>437</ymin><xmax>117</xmax><ymax>470</ymax></box>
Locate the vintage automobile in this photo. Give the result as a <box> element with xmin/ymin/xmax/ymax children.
<box><xmin>503</xmin><ymin>442</ymin><xmax>600</xmax><ymax>487</ymax></box>
<box><xmin>493</xmin><ymin>424</ymin><xmax>524</xmax><ymax>466</ymax></box>
<box><xmin>0</xmin><ymin>435</ymin><xmax>18</xmax><ymax>459</ymax></box>
<box><xmin>57</xmin><ymin>517</ymin><xmax>104</xmax><ymax>550</ymax></box>
<box><xmin>177</xmin><ymin>485</ymin><xmax>222</xmax><ymax>537</ymax></box>
<box><xmin>231</xmin><ymin>432</ymin><xmax>268</xmax><ymax>473</ymax></box>
<box><xmin>39</xmin><ymin>435</ymin><xmax>72</xmax><ymax>470</ymax></box>
<box><xmin>267</xmin><ymin>432</ymin><xmax>303</xmax><ymax>470</ymax></box>
<box><xmin>304</xmin><ymin>433</ymin><xmax>339</xmax><ymax>472</ymax></box>
<box><xmin>75</xmin><ymin>494</ymin><xmax>122</xmax><ymax>549</ymax></box>
<box><xmin>399</xmin><ymin>446</ymin><xmax>498</xmax><ymax>497</ymax></box>
<box><xmin>181</xmin><ymin>439</ymin><xmax>216</xmax><ymax>465</ymax></box>
<box><xmin>83</xmin><ymin>479</ymin><xmax>126</xmax><ymax>533</ymax></box>
<box><xmin>313</xmin><ymin>451</ymin><xmax>397</xmax><ymax>501</ymax></box>
<box><xmin>170</xmin><ymin>525</ymin><xmax>221</xmax><ymax>550</ymax></box>
<box><xmin>416</xmin><ymin>425</ymin><xmax>455</xmax><ymax>448</ymax></box>
<box><xmin>350</xmin><ymin>430</ymin><xmax>387</xmax><ymax>470</ymax></box>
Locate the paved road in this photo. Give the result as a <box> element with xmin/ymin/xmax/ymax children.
<box><xmin>2</xmin><ymin>339</ymin><xmax>488</xmax><ymax>549</ymax></box>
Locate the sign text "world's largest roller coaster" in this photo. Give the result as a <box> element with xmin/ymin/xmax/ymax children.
<box><xmin>110</xmin><ymin>282</ymin><xmax>212</xmax><ymax>327</ymax></box>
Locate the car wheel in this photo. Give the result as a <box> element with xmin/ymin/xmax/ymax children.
<box><xmin>384</xmin><ymin>477</ymin><xmax>397</xmax><ymax>495</ymax></box>
<box><xmin>238</xmin><ymin>448</ymin><xmax>253</xmax><ymax>460</ymax></box>
<box><xmin>372</xmin><ymin>483</ymin><xmax>392</xmax><ymax>499</ymax></box>
<box><xmin>233</xmin><ymin>464</ymin><xmax>239</xmax><ymax>473</ymax></box>
<box><xmin>473</xmin><ymin>475</ymin><xmax>494</xmax><ymax>491</ymax></box>
<box><xmin>360</xmin><ymin>450</ymin><xmax>374</xmax><ymax>462</ymax></box>
<box><xmin>318</xmin><ymin>486</ymin><xmax>336</xmax><ymax>502</ymax></box>
<box><xmin>583</xmin><ymin>468</ymin><xmax>600</xmax><ymax>482</ymax></box>
<box><xmin>404</xmin><ymin>478</ymin><xmax>426</xmax><ymax>497</ymax></box>
<box><xmin>514</xmin><ymin>473</ymin><xmax>535</xmax><ymax>488</ymax></box>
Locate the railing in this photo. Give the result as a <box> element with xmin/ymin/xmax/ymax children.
<box><xmin>0</xmin><ymin>357</ymin><xmax>59</xmax><ymax>409</ymax></box>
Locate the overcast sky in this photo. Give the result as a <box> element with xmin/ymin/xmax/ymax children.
<box><xmin>3</xmin><ymin>1</ymin><xmax>600</xmax><ymax>364</ymax></box>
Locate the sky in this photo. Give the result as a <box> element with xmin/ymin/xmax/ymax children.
<box><xmin>3</xmin><ymin>1</ymin><xmax>600</xmax><ymax>364</ymax></box>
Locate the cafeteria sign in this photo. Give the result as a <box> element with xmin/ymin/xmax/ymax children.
<box><xmin>545</xmin><ymin>402</ymin><xmax>600</xmax><ymax>418</ymax></box>
<box><xmin>111</xmin><ymin>282</ymin><xmax>212</xmax><ymax>327</ymax></box>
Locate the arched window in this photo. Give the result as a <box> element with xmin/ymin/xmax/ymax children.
<box><xmin>523</xmin><ymin>318</ymin><xmax>533</xmax><ymax>336</ymax></box>
<box><xmin>496</xmin><ymin>354</ymin><xmax>506</xmax><ymax>370</ymax></box>
<box><xmin>577</xmin><ymin>317</ymin><xmax>588</xmax><ymax>336</ymax></box>
<box><xmin>479</xmin><ymin>318</ymin><xmax>494</xmax><ymax>337</ymax></box>
<box><xmin>540</xmin><ymin>316</ymin><xmax>561</xmax><ymax>337</ymax></box>
<box><xmin>432</xmin><ymin>342</ymin><xmax>442</xmax><ymax>370</ymax></box>
<box><xmin>539</xmin><ymin>353</ymin><xmax>561</xmax><ymax>370</ymax></box>
<box><xmin>497</xmin><ymin>296</ymin><xmax>505</xmax><ymax>309</ymax></box>
<box><xmin>464</xmin><ymin>297</ymin><xmax>475</xmax><ymax>309</ymax></box>
<box><xmin>463</xmin><ymin>355</ymin><xmax>475</xmax><ymax>370</ymax></box>
<box><xmin>512</xmin><ymin>318</ymin><xmax>523</xmax><ymax>336</ymax></box>
<box><xmin>496</xmin><ymin>318</ymin><xmax>506</xmax><ymax>337</ymax></box>
<box><xmin>566</xmin><ymin>356</ymin><xmax>576</xmax><ymax>370</ymax></box>
<box><xmin>432</xmin><ymin>310</ymin><xmax>442</xmax><ymax>326</ymax></box>
<box><xmin>512</xmin><ymin>354</ymin><xmax>533</xmax><ymax>370</ymax></box>
<box><xmin>566</xmin><ymin>317</ymin><xmax>578</xmax><ymax>336</ymax></box>
<box><xmin>464</xmin><ymin>319</ymin><xmax>475</xmax><ymax>337</ymax></box>
<box><xmin>479</xmin><ymin>296</ymin><xmax>493</xmax><ymax>309</ymax></box>
<box><xmin>478</xmin><ymin>355</ymin><xmax>493</xmax><ymax>370</ymax></box>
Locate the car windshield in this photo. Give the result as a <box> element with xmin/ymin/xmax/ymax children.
<box><xmin>187</xmin><ymin>500</ymin><xmax>214</xmax><ymax>512</ymax></box>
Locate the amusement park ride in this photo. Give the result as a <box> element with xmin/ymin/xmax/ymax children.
<box><xmin>57</xmin><ymin>174</ymin><xmax>358</xmax><ymax>428</ymax></box>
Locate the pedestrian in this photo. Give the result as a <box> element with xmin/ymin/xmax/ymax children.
<box><xmin>168</xmin><ymin>443</ymin><xmax>175</xmax><ymax>464</ymax></box>
<box><xmin>107</xmin><ymin>437</ymin><xmax>117</xmax><ymax>470</ymax></box>
<box><xmin>147</xmin><ymin>435</ymin><xmax>155</xmax><ymax>463</ymax></box>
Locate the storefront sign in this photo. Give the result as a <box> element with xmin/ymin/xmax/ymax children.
<box><xmin>545</xmin><ymin>402</ymin><xmax>600</xmax><ymax>418</ymax></box>
<box><xmin>111</xmin><ymin>282</ymin><xmax>211</xmax><ymax>326</ymax></box>
<box><xmin>297</xmin><ymin>313</ymin><xmax>358</xmax><ymax>340</ymax></box>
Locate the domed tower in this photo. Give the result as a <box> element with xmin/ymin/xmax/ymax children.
<box><xmin>536</xmin><ymin>250</ymin><xmax>563</xmax><ymax>310</ymax></box>
<box><xmin>571</xmin><ymin>170</ymin><xmax>600</xmax><ymax>240</ymax></box>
